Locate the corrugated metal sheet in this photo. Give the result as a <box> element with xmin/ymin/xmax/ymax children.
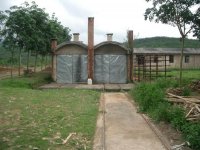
<box><xmin>134</xmin><ymin>48</ymin><xmax>200</xmax><ymax>55</ymax></box>
<box><xmin>94</xmin><ymin>55</ymin><xmax>127</xmax><ymax>83</ymax></box>
<box><xmin>56</xmin><ymin>55</ymin><xmax>88</xmax><ymax>83</ymax></box>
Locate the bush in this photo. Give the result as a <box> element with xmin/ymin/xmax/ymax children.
<box><xmin>149</xmin><ymin>102</ymin><xmax>171</xmax><ymax>122</ymax></box>
<box><xmin>133</xmin><ymin>82</ymin><xmax>165</xmax><ymax>112</ymax></box>
<box><xmin>169</xmin><ymin>106</ymin><xmax>186</xmax><ymax>130</ymax></box>
<box><xmin>182</xmin><ymin>123</ymin><xmax>200</xmax><ymax>150</ymax></box>
<box><xmin>182</xmin><ymin>86</ymin><xmax>191</xmax><ymax>96</ymax></box>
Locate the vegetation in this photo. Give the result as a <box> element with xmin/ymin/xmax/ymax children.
<box><xmin>144</xmin><ymin>0</ymin><xmax>200</xmax><ymax>85</ymax></box>
<box><xmin>0</xmin><ymin>1</ymin><xmax>71</xmax><ymax>75</ymax></box>
<box><xmin>131</xmin><ymin>79</ymin><xmax>200</xmax><ymax>150</ymax></box>
<box><xmin>134</xmin><ymin>37</ymin><xmax>200</xmax><ymax>48</ymax></box>
<box><xmin>193</xmin><ymin>7</ymin><xmax>200</xmax><ymax>40</ymax></box>
<box><xmin>0</xmin><ymin>72</ymin><xmax>100</xmax><ymax>149</ymax></box>
<box><xmin>167</xmin><ymin>69</ymin><xmax>200</xmax><ymax>81</ymax></box>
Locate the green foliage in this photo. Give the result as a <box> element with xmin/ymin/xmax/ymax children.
<box><xmin>131</xmin><ymin>79</ymin><xmax>200</xmax><ymax>149</ymax></box>
<box><xmin>0</xmin><ymin>72</ymin><xmax>52</xmax><ymax>89</ymax></box>
<box><xmin>182</xmin><ymin>86</ymin><xmax>191</xmax><ymax>96</ymax></box>
<box><xmin>182</xmin><ymin>123</ymin><xmax>200</xmax><ymax>150</ymax></box>
<box><xmin>0</xmin><ymin>1</ymin><xmax>71</xmax><ymax>70</ymax></box>
<box><xmin>193</xmin><ymin>8</ymin><xmax>200</xmax><ymax>40</ymax></box>
<box><xmin>132</xmin><ymin>82</ymin><xmax>165</xmax><ymax>112</ymax></box>
<box><xmin>169</xmin><ymin>106</ymin><xmax>186</xmax><ymax>130</ymax></box>
<box><xmin>149</xmin><ymin>102</ymin><xmax>171</xmax><ymax>122</ymax></box>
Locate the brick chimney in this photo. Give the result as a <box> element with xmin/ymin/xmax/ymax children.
<box><xmin>73</xmin><ymin>33</ymin><xmax>80</xmax><ymax>42</ymax></box>
<box><xmin>51</xmin><ymin>38</ymin><xmax>57</xmax><ymax>81</ymax></box>
<box><xmin>106</xmin><ymin>33</ymin><xmax>113</xmax><ymax>41</ymax></box>
<box><xmin>127</xmin><ymin>30</ymin><xmax>133</xmax><ymax>82</ymax></box>
<box><xmin>51</xmin><ymin>38</ymin><xmax>57</xmax><ymax>52</ymax></box>
<box><xmin>88</xmin><ymin>17</ymin><xmax>94</xmax><ymax>83</ymax></box>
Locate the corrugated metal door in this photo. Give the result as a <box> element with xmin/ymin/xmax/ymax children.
<box><xmin>94</xmin><ymin>55</ymin><xmax>127</xmax><ymax>83</ymax></box>
<box><xmin>57</xmin><ymin>55</ymin><xmax>88</xmax><ymax>83</ymax></box>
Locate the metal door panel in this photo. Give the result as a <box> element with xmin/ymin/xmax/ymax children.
<box><xmin>57</xmin><ymin>55</ymin><xmax>72</xmax><ymax>83</ymax></box>
<box><xmin>109</xmin><ymin>55</ymin><xmax>127</xmax><ymax>83</ymax></box>
<box><xmin>94</xmin><ymin>55</ymin><xmax>109</xmax><ymax>83</ymax></box>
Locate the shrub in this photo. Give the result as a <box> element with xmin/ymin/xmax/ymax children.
<box><xmin>133</xmin><ymin>82</ymin><xmax>165</xmax><ymax>112</ymax></box>
<box><xmin>182</xmin><ymin>86</ymin><xmax>191</xmax><ymax>96</ymax></box>
<box><xmin>182</xmin><ymin>123</ymin><xmax>200</xmax><ymax>150</ymax></box>
<box><xmin>149</xmin><ymin>102</ymin><xmax>171</xmax><ymax>122</ymax></box>
<box><xmin>169</xmin><ymin>105</ymin><xmax>186</xmax><ymax>130</ymax></box>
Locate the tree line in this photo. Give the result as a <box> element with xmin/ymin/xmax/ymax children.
<box><xmin>0</xmin><ymin>1</ymin><xmax>71</xmax><ymax>76</ymax></box>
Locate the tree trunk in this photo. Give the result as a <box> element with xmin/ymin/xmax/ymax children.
<box><xmin>18</xmin><ymin>48</ymin><xmax>22</xmax><ymax>76</ymax></box>
<box><xmin>34</xmin><ymin>51</ymin><xmax>38</xmax><ymax>73</ymax></box>
<box><xmin>45</xmin><ymin>55</ymin><xmax>47</xmax><ymax>68</ymax></box>
<box><xmin>41</xmin><ymin>55</ymin><xmax>44</xmax><ymax>71</ymax></box>
<box><xmin>26</xmin><ymin>49</ymin><xmax>30</xmax><ymax>71</ymax></box>
<box><xmin>179</xmin><ymin>37</ymin><xmax>185</xmax><ymax>86</ymax></box>
<box><xmin>10</xmin><ymin>50</ymin><xmax>14</xmax><ymax>78</ymax></box>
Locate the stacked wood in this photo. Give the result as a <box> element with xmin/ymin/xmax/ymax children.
<box><xmin>166</xmin><ymin>88</ymin><xmax>184</xmax><ymax>96</ymax></box>
<box><xmin>167</xmin><ymin>93</ymin><xmax>200</xmax><ymax>122</ymax></box>
<box><xmin>189</xmin><ymin>80</ymin><xmax>200</xmax><ymax>92</ymax></box>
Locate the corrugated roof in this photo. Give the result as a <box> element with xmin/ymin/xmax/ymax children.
<box><xmin>95</xmin><ymin>41</ymin><xmax>129</xmax><ymax>51</ymax></box>
<box><xmin>56</xmin><ymin>41</ymin><xmax>87</xmax><ymax>51</ymax></box>
<box><xmin>134</xmin><ymin>48</ymin><xmax>200</xmax><ymax>55</ymax></box>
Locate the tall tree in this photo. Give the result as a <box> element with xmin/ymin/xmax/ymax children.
<box><xmin>0</xmin><ymin>1</ymin><xmax>71</xmax><ymax>74</ymax></box>
<box><xmin>193</xmin><ymin>7</ymin><xmax>200</xmax><ymax>40</ymax></box>
<box><xmin>144</xmin><ymin>0</ymin><xmax>200</xmax><ymax>85</ymax></box>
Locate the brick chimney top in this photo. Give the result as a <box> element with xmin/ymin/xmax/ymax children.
<box><xmin>106</xmin><ymin>33</ymin><xmax>113</xmax><ymax>41</ymax></box>
<box><xmin>73</xmin><ymin>33</ymin><xmax>80</xmax><ymax>42</ymax></box>
<box><xmin>51</xmin><ymin>38</ymin><xmax>57</xmax><ymax>52</ymax></box>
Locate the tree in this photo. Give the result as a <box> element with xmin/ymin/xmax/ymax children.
<box><xmin>144</xmin><ymin>0</ymin><xmax>200</xmax><ymax>85</ymax></box>
<box><xmin>0</xmin><ymin>1</ymin><xmax>71</xmax><ymax>75</ymax></box>
<box><xmin>193</xmin><ymin>7</ymin><xmax>200</xmax><ymax>40</ymax></box>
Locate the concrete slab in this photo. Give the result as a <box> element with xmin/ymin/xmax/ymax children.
<box><xmin>119</xmin><ymin>84</ymin><xmax>135</xmax><ymax>91</ymax></box>
<box><xmin>40</xmin><ymin>83</ymin><xmax>134</xmax><ymax>91</ymax></box>
<box><xmin>74</xmin><ymin>84</ymin><xmax>104</xmax><ymax>90</ymax></box>
<box><xmin>104</xmin><ymin>84</ymin><xmax>121</xmax><ymax>91</ymax></box>
<box><xmin>93</xmin><ymin>93</ymin><xmax>166</xmax><ymax>150</ymax></box>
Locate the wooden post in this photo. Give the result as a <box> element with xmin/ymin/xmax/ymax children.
<box><xmin>165</xmin><ymin>55</ymin><xmax>167</xmax><ymax>79</ymax></box>
<box><xmin>51</xmin><ymin>38</ymin><xmax>57</xmax><ymax>81</ymax></box>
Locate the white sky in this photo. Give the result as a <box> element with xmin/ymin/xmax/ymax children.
<box><xmin>0</xmin><ymin>0</ymin><xmax>197</xmax><ymax>44</ymax></box>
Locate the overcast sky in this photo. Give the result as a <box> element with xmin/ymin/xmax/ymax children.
<box><xmin>0</xmin><ymin>0</ymin><xmax>197</xmax><ymax>44</ymax></box>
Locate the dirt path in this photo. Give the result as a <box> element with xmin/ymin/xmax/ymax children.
<box><xmin>93</xmin><ymin>92</ymin><xmax>166</xmax><ymax>150</ymax></box>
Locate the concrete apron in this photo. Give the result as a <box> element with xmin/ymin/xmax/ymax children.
<box><xmin>93</xmin><ymin>93</ymin><xmax>166</xmax><ymax>150</ymax></box>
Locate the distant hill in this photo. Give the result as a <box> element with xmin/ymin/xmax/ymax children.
<box><xmin>134</xmin><ymin>37</ymin><xmax>200</xmax><ymax>48</ymax></box>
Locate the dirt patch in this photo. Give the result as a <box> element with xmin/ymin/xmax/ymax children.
<box><xmin>156</xmin><ymin>122</ymin><xmax>192</xmax><ymax>150</ymax></box>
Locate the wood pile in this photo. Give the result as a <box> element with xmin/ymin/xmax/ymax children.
<box><xmin>189</xmin><ymin>80</ymin><xmax>200</xmax><ymax>92</ymax></box>
<box><xmin>167</xmin><ymin>93</ymin><xmax>200</xmax><ymax>122</ymax></box>
<box><xmin>167</xmin><ymin>88</ymin><xmax>184</xmax><ymax>96</ymax></box>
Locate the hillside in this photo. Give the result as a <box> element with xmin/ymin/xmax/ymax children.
<box><xmin>134</xmin><ymin>37</ymin><xmax>200</xmax><ymax>48</ymax></box>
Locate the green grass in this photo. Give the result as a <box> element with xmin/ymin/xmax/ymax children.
<box><xmin>0</xmin><ymin>73</ymin><xmax>100</xmax><ymax>149</ymax></box>
<box><xmin>167</xmin><ymin>69</ymin><xmax>200</xmax><ymax>81</ymax></box>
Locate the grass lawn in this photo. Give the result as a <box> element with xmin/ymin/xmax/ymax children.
<box><xmin>0</xmin><ymin>73</ymin><xmax>100</xmax><ymax>150</ymax></box>
<box><xmin>167</xmin><ymin>69</ymin><xmax>200</xmax><ymax>80</ymax></box>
